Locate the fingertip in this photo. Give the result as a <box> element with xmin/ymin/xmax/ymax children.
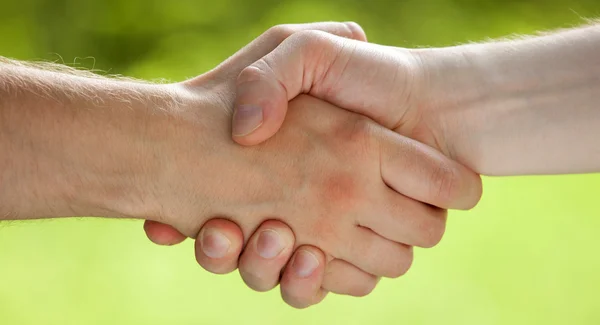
<box><xmin>143</xmin><ymin>220</ymin><xmax>187</xmax><ymax>246</ymax></box>
<box><xmin>232</xmin><ymin>107</ymin><xmax>287</xmax><ymax>146</ymax></box>
<box><xmin>238</xmin><ymin>220</ymin><xmax>296</xmax><ymax>292</ymax></box>
<box><xmin>231</xmin><ymin>104</ymin><xmax>264</xmax><ymax>139</ymax></box>
<box><xmin>231</xmin><ymin>100</ymin><xmax>289</xmax><ymax>146</ymax></box>
<box><xmin>194</xmin><ymin>219</ymin><xmax>245</xmax><ymax>275</ymax></box>
<box><xmin>462</xmin><ymin>170</ymin><xmax>483</xmax><ymax>210</ymax></box>
<box><xmin>280</xmin><ymin>246</ymin><xmax>327</xmax><ymax>309</ymax></box>
<box><xmin>250</xmin><ymin>220</ymin><xmax>295</xmax><ymax>260</ymax></box>
<box><xmin>232</xmin><ymin>124</ymin><xmax>273</xmax><ymax>146</ymax></box>
<box><xmin>443</xmin><ymin>162</ymin><xmax>483</xmax><ymax>210</ymax></box>
<box><xmin>233</xmin><ymin>66</ymin><xmax>289</xmax><ymax>145</ymax></box>
<box><xmin>286</xmin><ymin>290</ymin><xmax>328</xmax><ymax>310</ymax></box>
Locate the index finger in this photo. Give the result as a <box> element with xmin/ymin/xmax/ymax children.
<box><xmin>377</xmin><ymin>126</ymin><xmax>482</xmax><ymax>210</ymax></box>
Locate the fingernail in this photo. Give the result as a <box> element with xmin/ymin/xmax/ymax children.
<box><xmin>291</xmin><ymin>250</ymin><xmax>320</xmax><ymax>278</ymax></box>
<box><xmin>201</xmin><ymin>229</ymin><xmax>231</xmax><ymax>259</ymax></box>
<box><xmin>232</xmin><ymin>105</ymin><xmax>263</xmax><ymax>136</ymax></box>
<box><xmin>256</xmin><ymin>229</ymin><xmax>285</xmax><ymax>259</ymax></box>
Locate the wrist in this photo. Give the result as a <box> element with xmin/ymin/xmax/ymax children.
<box><xmin>410</xmin><ymin>45</ymin><xmax>497</xmax><ymax>173</ymax></box>
<box><xmin>131</xmin><ymin>83</ymin><xmax>237</xmax><ymax>236</ymax></box>
<box><xmin>87</xmin><ymin>82</ymin><xmax>218</xmax><ymax>222</ymax></box>
<box><xmin>412</xmin><ymin>28</ymin><xmax>600</xmax><ymax>176</ymax></box>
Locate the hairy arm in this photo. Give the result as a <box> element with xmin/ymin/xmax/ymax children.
<box><xmin>417</xmin><ymin>24</ymin><xmax>600</xmax><ymax>175</ymax></box>
<box><xmin>0</xmin><ymin>58</ymin><xmax>178</xmax><ymax>220</ymax></box>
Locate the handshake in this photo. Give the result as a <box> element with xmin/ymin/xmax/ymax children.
<box><xmin>142</xmin><ymin>22</ymin><xmax>482</xmax><ymax>308</ymax></box>
<box><xmin>2</xmin><ymin>22</ymin><xmax>598</xmax><ymax>308</ymax></box>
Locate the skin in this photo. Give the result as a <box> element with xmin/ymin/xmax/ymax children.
<box><xmin>149</xmin><ymin>23</ymin><xmax>600</xmax><ymax>307</ymax></box>
<box><xmin>0</xmin><ymin>23</ymin><xmax>482</xmax><ymax>308</ymax></box>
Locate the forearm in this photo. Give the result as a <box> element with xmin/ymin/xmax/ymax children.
<box><xmin>0</xmin><ymin>59</ymin><xmax>176</xmax><ymax>219</ymax></box>
<box><xmin>417</xmin><ymin>24</ymin><xmax>600</xmax><ymax>176</ymax></box>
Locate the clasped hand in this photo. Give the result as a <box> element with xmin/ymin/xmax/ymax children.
<box><xmin>141</xmin><ymin>22</ymin><xmax>482</xmax><ymax>308</ymax></box>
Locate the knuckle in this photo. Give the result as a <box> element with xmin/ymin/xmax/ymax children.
<box><xmin>288</xmin><ymin>29</ymin><xmax>329</xmax><ymax>48</ymax></box>
<box><xmin>237</xmin><ymin>54</ymin><xmax>281</xmax><ymax>86</ymax></box>
<box><xmin>237</xmin><ymin>64</ymin><xmax>266</xmax><ymax>85</ymax></box>
<box><xmin>430</xmin><ymin>162</ymin><xmax>461</xmax><ymax>207</ymax></box>
<box><xmin>347</xmin><ymin>117</ymin><xmax>377</xmax><ymax>158</ymax></box>
<box><xmin>349</xmin><ymin>117</ymin><xmax>373</xmax><ymax>140</ymax></box>
<box><xmin>265</xmin><ymin>24</ymin><xmax>297</xmax><ymax>44</ymax></box>
<box><xmin>343</xmin><ymin>117</ymin><xmax>374</xmax><ymax>148</ymax></box>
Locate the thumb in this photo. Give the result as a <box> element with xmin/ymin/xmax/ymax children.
<box><xmin>231</xmin><ymin>30</ymin><xmax>347</xmax><ymax>145</ymax></box>
<box><xmin>231</xmin><ymin>64</ymin><xmax>290</xmax><ymax>145</ymax></box>
<box><xmin>232</xmin><ymin>31</ymin><xmax>420</xmax><ymax>146</ymax></box>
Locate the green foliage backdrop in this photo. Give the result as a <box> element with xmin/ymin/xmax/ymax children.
<box><xmin>1</xmin><ymin>0</ymin><xmax>599</xmax><ymax>324</ymax></box>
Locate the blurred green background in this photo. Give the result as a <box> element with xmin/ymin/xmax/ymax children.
<box><xmin>1</xmin><ymin>0</ymin><xmax>600</xmax><ymax>324</ymax></box>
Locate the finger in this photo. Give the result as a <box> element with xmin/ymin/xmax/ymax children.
<box><xmin>238</xmin><ymin>220</ymin><xmax>295</xmax><ymax>292</ymax></box>
<box><xmin>232</xmin><ymin>30</ymin><xmax>409</xmax><ymax>145</ymax></box>
<box><xmin>194</xmin><ymin>219</ymin><xmax>244</xmax><ymax>275</ymax></box>
<box><xmin>280</xmin><ymin>246</ymin><xmax>328</xmax><ymax>309</ymax></box>
<box><xmin>322</xmin><ymin>259</ymin><xmax>380</xmax><ymax>297</ymax></box>
<box><xmin>227</xmin><ymin>23</ymin><xmax>366</xmax><ymax>140</ymax></box>
<box><xmin>359</xmin><ymin>189</ymin><xmax>448</xmax><ymax>248</ymax></box>
<box><xmin>378</xmin><ymin>127</ymin><xmax>483</xmax><ymax>210</ymax></box>
<box><xmin>232</xmin><ymin>30</ymin><xmax>346</xmax><ymax>143</ymax></box>
<box><xmin>340</xmin><ymin>227</ymin><xmax>413</xmax><ymax>278</ymax></box>
<box><xmin>212</xmin><ymin>22</ymin><xmax>366</xmax><ymax>85</ymax></box>
<box><xmin>143</xmin><ymin>220</ymin><xmax>187</xmax><ymax>246</ymax></box>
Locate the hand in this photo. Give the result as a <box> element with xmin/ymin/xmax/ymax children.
<box><xmin>144</xmin><ymin>22</ymin><xmax>408</xmax><ymax>306</ymax></box>
<box><xmin>223</xmin><ymin>29</ymin><xmax>485</xmax><ymax>306</ymax></box>
<box><xmin>228</xmin><ymin>30</ymin><xmax>462</xmax><ymax>166</ymax></box>
<box><xmin>144</xmin><ymin>22</ymin><xmax>368</xmax><ymax>247</ymax></box>
<box><xmin>146</xmin><ymin>84</ymin><xmax>480</xmax><ymax>305</ymax></box>
<box><xmin>144</xmin><ymin>24</ymin><xmax>481</xmax><ymax>308</ymax></box>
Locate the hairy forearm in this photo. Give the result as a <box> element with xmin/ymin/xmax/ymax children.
<box><xmin>417</xmin><ymin>24</ymin><xmax>600</xmax><ymax>176</ymax></box>
<box><xmin>0</xmin><ymin>59</ymin><xmax>178</xmax><ymax>219</ymax></box>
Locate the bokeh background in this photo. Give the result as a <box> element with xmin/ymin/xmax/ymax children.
<box><xmin>1</xmin><ymin>0</ymin><xmax>600</xmax><ymax>324</ymax></box>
